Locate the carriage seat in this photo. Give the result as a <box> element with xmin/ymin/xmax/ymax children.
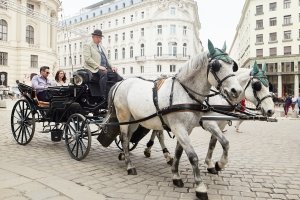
<box><xmin>16</xmin><ymin>82</ymin><xmax>49</xmax><ymax>107</ymax></box>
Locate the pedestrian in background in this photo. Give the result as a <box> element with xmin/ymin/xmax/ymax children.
<box><xmin>283</xmin><ymin>93</ymin><xmax>292</xmax><ymax>117</ymax></box>
<box><xmin>296</xmin><ymin>96</ymin><xmax>300</xmax><ymax>117</ymax></box>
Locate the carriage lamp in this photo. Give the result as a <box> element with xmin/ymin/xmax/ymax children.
<box><xmin>73</xmin><ymin>74</ymin><xmax>84</xmax><ymax>86</ymax></box>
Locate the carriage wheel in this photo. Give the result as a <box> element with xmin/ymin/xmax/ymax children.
<box><xmin>11</xmin><ymin>99</ymin><xmax>35</xmax><ymax>145</ymax></box>
<box><xmin>64</xmin><ymin>113</ymin><xmax>91</xmax><ymax>161</ymax></box>
<box><xmin>114</xmin><ymin>135</ymin><xmax>138</xmax><ymax>151</ymax></box>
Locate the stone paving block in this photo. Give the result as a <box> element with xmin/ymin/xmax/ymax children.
<box><xmin>24</xmin><ymin>188</ymin><xmax>59</xmax><ymax>200</ymax></box>
<box><xmin>0</xmin><ymin>188</ymin><xmax>22</xmax><ymax>199</ymax></box>
<box><xmin>256</xmin><ymin>192</ymin><xmax>271</xmax><ymax>198</ymax></box>
<box><xmin>286</xmin><ymin>194</ymin><xmax>300</xmax><ymax>199</ymax></box>
<box><xmin>270</xmin><ymin>193</ymin><xmax>287</xmax><ymax>199</ymax></box>
<box><xmin>287</xmin><ymin>189</ymin><xmax>300</xmax><ymax>195</ymax></box>
<box><xmin>218</xmin><ymin>190</ymin><xmax>240</xmax><ymax>196</ymax></box>
<box><xmin>273</xmin><ymin>189</ymin><xmax>288</xmax><ymax>194</ymax></box>
<box><xmin>241</xmin><ymin>191</ymin><xmax>256</xmax><ymax>198</ymax></box>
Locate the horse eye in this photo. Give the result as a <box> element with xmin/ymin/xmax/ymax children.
<box><xmin>252</xmin><ymin>81</ymin><xmax>262</xmax><ymax>91</ymax></box>
<box><xmin>233</xmin><ymin>61</ymin><xmax>238</xmax><ymax>72</ymax></box>
<box><xmin>211</xmin><ymin>60</ymin><xmax>221</xmax><ymax>72</ymax></box>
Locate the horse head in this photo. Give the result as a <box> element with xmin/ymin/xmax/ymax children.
<box><xmin>245</xmin><ymin>61</ymin><xmax>275</xmax><ymax>117</ymax></box>
<box><xmin>207</xmin><ymin>40</ymin><xmax>242</xmax><ymax>103</ymax></box>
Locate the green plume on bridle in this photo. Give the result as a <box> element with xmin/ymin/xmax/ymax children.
<box><xmin>251</xmin><ymin>61</ymin><xmax>269</xmax><ymax>87</ymax></box>
<box><xmin>208</xmin><ymin>39</ymin><xmax>234</xmax><ymax>64</ymax></box>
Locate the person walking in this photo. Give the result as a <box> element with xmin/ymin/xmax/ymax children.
<box><xmin>283</xmin><ymin>93</ymin><xmax>292</xmax><ymax>117</ymax></box>
<box><xmin>296</xmin><ymin>96</ymin><xmax>300</xmax><ymax>117</ymax></box>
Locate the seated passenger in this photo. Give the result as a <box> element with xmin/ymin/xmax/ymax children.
<box><xmin>83</xmin><ymin>29</ymin><xmax>122</xmax><ymax>101</ymax></box>
<box><xmin>31</xmin><ymin>66</ymin><xmax>55</xmax><ymax>102</ymax></box>
<box><xmin>55</xmin><ymin>70</ymin><xmax>68</xmax><ymax>86</ymax></box>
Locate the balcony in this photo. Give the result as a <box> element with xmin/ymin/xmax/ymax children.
<box><xmin>154</xmin><ymin>54</ymin><xmax>190</xmax><ymax>61</ymax></box>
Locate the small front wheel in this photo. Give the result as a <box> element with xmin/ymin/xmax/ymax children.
<box><xmin>64</xmin><ymin>113</ymin><xmax>91</xmax><ymax>161</ymax></box>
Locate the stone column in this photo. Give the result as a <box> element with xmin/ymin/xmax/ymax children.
<box><xmin>278</xmin><ymin>75</ymin><xmax>283</xmax><ymax>98</ymax></box>
<box><xmin>294</xmin><ymin>75</ymin><xmax>299</xmax><ymax>97</ymax></box>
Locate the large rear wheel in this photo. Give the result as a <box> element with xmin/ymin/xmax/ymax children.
<box><xmin>11</xmin><ymin>99</ymin><xmax>35</xmax><ymax>145</ymax></box>
<box><xmin>64</xmin><ymin>113</ymin><xmax>91</xmax><ymax>161</ymax></box>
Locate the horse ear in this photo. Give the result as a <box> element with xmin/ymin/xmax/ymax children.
<box><xmin>222</xmin><ymin>41</ymin><xmax>226</xmax><ymax>52</ymax></box>
<box><xmin>252</xmin><ymin>61</ymin><xmax>259</xmax><ymax>74</ymax></box>
<box><xmin>208</xmin><ymin>39</ymin><xmax>216</xmax><ymax>56</ymax></box>
<box><xmin>262</xmin><ymin>63</ymin><xmax>267</xmax><ymax>72</ymax></box>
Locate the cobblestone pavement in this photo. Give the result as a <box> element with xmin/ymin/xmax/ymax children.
<box><xmin>1</xmin><ymin>100</ymin><xmax>300</xmax><ymax>200</ymax></box>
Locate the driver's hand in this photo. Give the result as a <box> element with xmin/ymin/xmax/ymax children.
<box><xmin>112</xmin><ymin>66</ymin><xmax>118</xmax><ymax>72</ymax></box>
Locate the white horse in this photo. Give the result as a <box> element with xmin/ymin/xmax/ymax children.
<box><xmin>143</xmin><ymin>62</ymin><xmax>275</xmax><ymax>171</ymax></box>
<box><xmin>108</xmin><ymin>40</ymin><xmax>243</xmax><ymax>200</ymax></box>
<box><xmin>203</xmin><ymin>62</ymin><xmax>275</xmax><ymax>174</ymax></box>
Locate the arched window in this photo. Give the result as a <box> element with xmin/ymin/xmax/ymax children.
<box><xmin>183</xmin><ymin>43</ymin><xmax>187</xmax><ymax>57</ymax></box>
<box><xmin>122</xmin><ymin>48</ymin><xmax>125</xmax><ymax>59</ymax></box>
<box><xmin>123</xmin><ymin>3</ymin><xmax>126</xmax><ymax>8</ymax></box>
<box><xmin>26</xmin><ymin>25</ymin><xmax>34</xmax><ymax>44</ymax></box>
<box><xmin>130</xmin><ymin>46</ymin><xmax>133</xmax><ymax>58</ymax></box>
<box><xmin>168</xmin><ymin>42</ymin><xmax>177</xmax><ymax>56</ymax></box>
<box><xmin>114</xmin><ymin>49</ymin><xmax>118</xmax><ymax>60</ymax></box>
<box><xmin>140</xmin><ymin>44</ymin><xmax>144</xmax><ymax>56</ymax></box>
<box><xmin>0</xmin><ymin>19</ymin><xmax>8</xmax><ymax>41</ymax></box>
<box><xmin>157</xmin><ymin>42</ymin><xmax>162</xmax><ymax>57</ymax></box>
<box><xmin>107</xmin><ymin>50</ymin><xmax>111</xmax><ymax>59</ymax></box>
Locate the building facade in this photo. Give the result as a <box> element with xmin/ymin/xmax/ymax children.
<box><xmin>230</xmin><ymin>0</ymin><xmax>300</xmax><ymax>97</ymax></box>
<box><xmin>0</xmin><ymin>0</ymin><xmax>61</xmax><ymax>86</ymax></box>
<box><xmin>57</xmin><ymin>0</ymin><xmax>202</xmax><ymax>79</ymax></box>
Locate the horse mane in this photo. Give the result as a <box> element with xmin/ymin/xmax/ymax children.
<box><xmin>176</xmin><ymin>51</ymin><xmax>209</xmax><ymax>82</ymax></box>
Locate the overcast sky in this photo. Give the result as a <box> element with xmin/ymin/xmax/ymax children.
<box><xmin>60</xmin><ymin>0</ymin><xmax>245</xmax><ymax>50</ymax></box>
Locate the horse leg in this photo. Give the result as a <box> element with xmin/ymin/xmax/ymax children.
<box><xmin>205</xmin><ymin>135</ymin><xmax>218</xmax><ymax>174</ymax></box>
<box><xmin>156</xmin><ymin>130</ymin><xmax>173</xmax><ymax>165</ymax></box>
<box><xmin>144</xmin><ymin>131</ymin><xmax>156</xmax><ymax>158</ymax></box>
<box><xmin>172</xmin><ymin>130</ymin><xmax>208</xmax><ymax>200</ymax></box>
<box><xmin>204</xmin><ymin>123</ymin><xmax>229</xmax><ymax>172</ymax></box>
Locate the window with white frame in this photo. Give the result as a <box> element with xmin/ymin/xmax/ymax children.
<box><xmin>0</xmin><ymin>52</ymin><xmax>8</xmax><ymax>66</ymax></box>
<box><xmin>114</xmin><ymin>49</ymin><xmax>118</xmax><ymax>60</ymax></box>
<box><xmin>122</xmin><ymin>48</ymin><xmax>125</xmax><ymax>59</ymax></box>
<box><xmin>74</xmin><ymin>43</ymin><xmax>77</xmax><ymax>51</ymax></box>
<box><xmin>157</xmin><ymin>25</ymin><xmax>162</xmax><ymax>35</ymax></box>
<box><xmin>256</xmin><ymin>20</ymin><xmax>263</xmax><ymax>29</ymax></box>
<box><xmin>170</xmin><ymin>65</ymin><xmax>176</xmax><ymax>72</ymax></box>
<box><xmin>122</xmin><ymin>32</ymin><xmax>125</xmax><ymax>40</ymax></box>
<box><xmin>74</xmin><ymin>55</ymin><xmax>76</xmax><ymax>65</ymax></box>
<box><xmin>122</xmin><ymin>68</ymin><xmax>125</xmax><ymax>74</ymax></box>
<box><xmin>0</xmin><ymin>19</ymin><xmax>7</xmax><ymax>41</ymax></box>
<box><xmin>108</xmin><ymin>35</ymin><xmax>111</xmax><ymax>43</ymax></box>
<box><xmin>284</xmin><ymin>15</ymin><xmax>292</xmax><ymax>25</ymax></box>
<box><xmin>284</xmin><ymin>30</ymin><xmax>291</xmax><ymax>40</ymax></box>
<box><xmin>140</xmin><ymin>44</ymin><xmax>144</xmax><ymax>56</ymax></box>
<box><xmin>157</xmin><ymin>42</ymin><xmax>162</xmax><ymax>56</ymax></box>
<box><xmin>123</xmin><ymin>17</ymin><xmax>125</xmax><ymax>24</ymax></box>
<box><xmin>115</xmin><ymin>34</ymin><xmax>118</xmax><ymax>42</ymax></box>
<box><xmin>130</xmin><ymin>67</ymin><xmax>133</xmax><ymax>74</ymax></box>
<box><xmin>256</xmin><ymin>34</ymin><xmax>263</xmax><ymax>43</ymax></box>
<box><xmin>64</xmin><ymin>57</ymin><xmax>66</xmax><ymax>66</ymax></box>
<box><xmin>157</xmin><ymin>65</ymin><xmax>162</xmax><ymax>72</ymax></box>
<box><xmin>141</xmin><ymin>28</ymin><xmax>144</xmax><ymax>37</ymax></box>
<box><xmin>26</xmin><ymin>25</ymin><xmax>34</xmax><ymax>44</ymax></box>
<box><xmin>168</xmin><ymin>42</ymin><xmax>177</xmax><ymax>56</ymax></box>
<box><xmin>183</xmin><ymin>43</ymin><xmax>187</xmax><ymax>57</ymax></box>
<box><xmin>107</xmin><ymin>50</ymin><xmax>111</xmax><ymax>59</ymax></box>
<box><xmin>256</xmin><ymin>49</ymin><xmax>263</xmax><ymax>57</ymax></box>
<box><xmin>269</xmin><ymin>17</ymin><xmax>277</xmax><ymax>26</ymax></box>
<box><xmin>170</xmin><ymin>7</ymin><xmax>175</xmax><ymax>15</ymax></box>
<box><xmin>108</xmin><ymin>21</ymin><xmax>111</xmax><ymax>27</ymax></box>
<box><xmin>284</xmin><ymin>46</ymin><xmax>291</xmax><ymax>55</ymax></box>
<box><xmin>130</xmin><ymin>46</ymin><xmax>133</xmax><ymax>58</ymax></box>
<box><xmin>130</xmin><ymin>30</ymin><xmax>133</xmax><ymax>39</ymax></box>
<box><xmin>130</xmin><ymin>14</ymin><xmax>133</xmax><ymax>21</ymax></box>
<box><xmin>183</xmin><ymin>26</ymin><xmax>187</xmax><ymax>35</ymax></box>
<box><xmin>256</xmin><ymin>5</ymin><xmax>263</xmax><ymax>15</ymax></box>
<box><xmin>140</xmin><ymin>66</ymin><xmax>144</xmax><ymax>73</ymax></box>
<box><xmin>269</xmin><ymin>32</ymin><xmax>277</xmax><ymax>42</ymax></box>
<box><xmin>269</xmin><ymin>2</ymin><xmax>277</xmax><ymax>11</ymax></box>
<box><xmin>269</xmin><ymin>47</ymin><xmax>277</xmax><ymax>56</ymax></box>
<box><xmin>284</xmin><ymin>0</ymin><xmax>291</xmax><ymax>8</ymax></box>
<box><xmin>170</xmin><ymin>25</ymin><xmax>176</xmax><ymax>34</ymax></box>
<box><xmin>115</xmin><ymin>19</ymin><xmax>118</xmax><ymax>26</ymax></box>
<box><xmin>30</xmin><ymin>55</ymin><xmax>38</xmax><ymax>68</ymax></box>
<box><xmin>79</xmin><ymin>55</ymin><xmax>82</xmax><ymax>64</ymax></box>
<box><xmin>141</xmin><ymin>11</ymin><xmax>144</xmax><ymax>19</ymax></box>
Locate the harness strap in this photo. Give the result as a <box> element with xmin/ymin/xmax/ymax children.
<box><xmin>169</xmin><ymin>77</ymin><xmax>176</xmax><ymax>106</ymax></box>
<box><xmin>152</xmin><ymin>82</ymin><xmax>171</xmax><ymax>132</ymax></box>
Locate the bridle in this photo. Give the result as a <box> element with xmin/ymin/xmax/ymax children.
<box><xmin>244</xmin><ymin>76</ymin><xmax>273</xmax><ymax>109</ymax></box>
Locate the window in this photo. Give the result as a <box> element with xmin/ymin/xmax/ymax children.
<box><xmin>256</xmin><ymin>20</ymin><xmax>263</xmax><ymax>29</ymax></box>
<box><xmin>130</xmin><ymin>30</ymin><xmax>133</xmax><ymax>39</ymax></box>
<box><xmin>183</xmin><ymin>43</ymin><xmax>187</xmax><ymax>57</ymax></box>
<box><xmin>123</xmin><ymin>3</ymin><xmax>126</xmax><ymax>8</ymax></box>
<box><xmin>115</xmin><ymin>34</ymin><xmax>118</xmax><ymax>42</ymax></box>
<box><xmin>122</xmin><ymin>48</ymin><xmax>125</xmax><ymax>59</ymax></box>
<box><xmin>64</xmin><ymin>45</ymin><xmax>66</xmax><ymax>52</ymax></box>
<box><xmin>122</xmin><ymin>32</ymin><xmax>125</xmax><ymax>40</ymax></box>
<box><xmin>108</xmin><ymin>35</ymin><xmax>111</xmax><ymax>43</ymax></box>
<box><xmin>130</xmin><ymin>46</ymin><xmax>133</xmax><ymax>58</ymax></box>
<box><xmin>0</xmin><ymin>52</ymin><xmax>8</xmax><ymax>65</ymax></box>
<box><xmin>170</xmin><ymin>25</ymin><xmax>176</xmax><ymax>34</ymax></box>
<box><xmin>168</xmin><ymin>42</ymin><xmax>177</xmax><ymax>56</ymax></box>
<box><xmin>130</xmin><ymin>67</ymin><xmax>133</xmax><ymax>74</ymax></box>
<box><xmin>157</xmin><ymin>65</ymin><xmax>162</xmax><ymax>72</ymax></box>
<box><xmin>157</xmin><ymin>42</ymin><xmax>162</xmax><ymax>56</ymax></box>
<box><xmin>256</xmin><ymin>34</ymin><xmax>263</xmax><ymax>43</ymax></box>
<box><xmin>284</xmin><ymin>30</ymin><xmax>291</xmax><ymax>40</ymax></box>
<box><xmin>123</xmin><ymin>17</ymin><xmax>125</xmax><ymax>24</ymax></box>
<box><xmin>157</xmin><ymin>25</ymin><xmax>162</xmax><ymax>35</ymax></box>
<box><xmin>283</xmin><ymin>15</ymin><xmax>292</xmax><ymax>25</ymax></box>
<box><xmin>69</xmin><ymin>56</ymin><xmax>72</xmax><ymax>65</ymax></box>
<box><xmin>26</xmin><ymin>3</ymin><xmax>34</xmax><ymax>15</ymax></box>
<box><xmin>130</xmin><ymin>14</ymin><xmax>133</xmax><ymax>21</ymax></box>
<box><xmin>0</xmin><ymin>0</ymin><xmax>8</xmax><ymax>9</ymax></box>
<box><xmin>269</xmin><ymin>32</ymin><xmax>277</xmax><ymax>42</ymax></box>
<box><xmin>74</xmin><ymin>56</ymin><xmax>76</xmax><ymax>65</ymax></box>
<box><xmin>100</xmin><ymin>10</ymin><xmax>103</xmax><ymax>15</ymax></box>
<box><xmin>0</xmin><ymin>19</ymin><xmax>8</xmax><ymax>41</ymax></box>
<box><xmin>64</xmin><ymin>57</ymin><xmax>66</xmax><ymax>66</ymax></box>
<box><xmin>141</xmin><ymin>28</ymin><xmax>144</xmax><ymax>36</ymax></box>
<box><xmin>140</xmin><ymin>44</ymin><xmax>144</xmax><ymax>56</ymax></box>
<box><xmin>122</xmin><ymin>68</ymin><xmax>125</xmax><ymax>74</ymax></box>
<box><xmin>108</xmin><ymin>8</ymin><xmax>111</xmax><ymax>12</ymax></box>
<box><xmin>115</xmin><ymin>5</ymin><xmax>118</xmax><ymax>10</ymax></box>
<box><xmin>299</xmin><ymin>29</ymin><xmax>300</xmax><ymax>38</ymax></box>
<box><xmin>299</xmin><ymin>13</ymin><xmax>300</xmax><ymax>22</ymax></box>
<box><xmin>107</xmin><ymin>50</ymin><xmax>111</xmax><ymax>59</ymax></box>
<box><xmin>256</xmin><ymin>49</ymin><xmax>263</xmax><ymax>57</ymax></box>
<box><xmin>141</xmin><ymin>12</ymin><xmax>144</xmax><ymax>19</ymax></box>
<box><xmin>74</xmin><ymin>43</ymin><xmax>77</xmax><ymax>51</ymax></box>
<box><xmin>108</xmin><ymin>21</ymin><xmax>111</xmax><ymax>27</ymax></box>
<box><xmin>170</xmin><ymin>7</ymin><xmax>175</xmax><ymax>15</ymax></box>
<box><xmin>79</xmin><ymin>55</ymin><xmax>82</xmax><ymax>65</ymax></box>
<box><xmin>170</xmin><ymin>65</ymin><xmax>176</xmax><ymax>72</ymax></box>
<box><xmin>140</xmin><ymin>66</ymin><xmax>144</xmax><ymax>73</ymax></box>
<box><xmin>26</xmin><ymin>25</ymin><xmax>34</xmax><ymax>44</ymax></box>
<box><xmin>115</xmin><ymin>19</ymin><xmax>118</xmax><ymax>26</ymax></box>
<box><xmin>183</xmin><ymin>26</ymin><xmax>187</xmax><ymax>35</ymax></box>
<box><xmin>86</xmin><ymin>15</ymin><xmax>89</xmax><ymax>19</ymax></box>
<box><xmin>256</xmin><ymin>5</ymin><xmax>263</xmax><ymax>15</ymax></box>
<box><xmin>284</xmin><ymin>46</ymin><xmax>291</xmax><ymax>55</ymax></box>
<box><xmin>30</xmin><ymin>55</ymin><xmax>38</xmax><ymax>68</ymax></box>
<box><xmin>93</xmin><ymin>13</ymin><xmax>96</xmax><ymax>17</ymax></box>
<box><xmin>80</xmin><ymin>42</ymin><xmax>82</xmax><ymax>49</ymax></box>
<box><xmin>270</xmin><ymin>47</ymin><xmax>277</xmax><ymax>56</ymax></box>
<box><xmin>269</xmin><ymin>2</ymin><xmax>277</xmax><ymax>11</ymax></box>
<box><xmin>114</xmin><ymin>49</ymin><xmax>118</xmax><ymax>60</ymax></box>
<box><xmin>269</xmin><ymin>17</ymin><xmax>277</xmax><ymax>26</ymax></box>
<box><xmin>284</xmin><ymin>0</ymin><xmax>291</xmax><ymax>8</ymax></box>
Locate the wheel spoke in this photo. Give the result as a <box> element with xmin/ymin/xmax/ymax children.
<box><xmin>76</xmin><ymin>138</ymin><xmax>79</xmax><ymax>157</ymax></box>
<box><xmin>15</xmin><ymin>109</ymin><xmax>22</xmax><ymax>119</ymax></box>
<box><xmin>78</xmin><ymin>139</ymin><xmax>84</xmax><ymax>157</ymax></box>
<box><xmin>16</xmin><ymin>125</ymin><xmax>23</xmax><ymax>141</ymax></box>
<box><xmin>67</xmin><ymin>138</ymin><xmax>75</xmax><ymax>145</ymax></box>
<box><xmin>71</xmin><ymin>140</ymin><xmax>77</xmax><ymax>154</ymax></box>
<box><xmin>68</xmin><ymin>123</ymin><xmax>77</xmax><ymax>134</ymax></box>
<box><xmin>21</xmin><ymin>126</ymin><xmax>25</xmax><ymax>143</ymax></box>
<box><xmin>24</xmin><ymin>126</ymin><xmax>28</xmax><ymax>142</ymax></box>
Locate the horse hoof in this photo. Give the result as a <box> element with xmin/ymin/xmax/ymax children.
<box><xmin>144</xmin><ymin>150</ymin><xmax>151</xmax><ymax>158</ymax></box>
<box><xmin>127</xmin><ymin>168</ymin><xmax>137</xmax><ymax>175</ymax></box>
<box><xmin>118</xmin><ymin>153</ymin><xmax>125</xmax><ymax>161</ymax></box>
<box><xmin>196</xmin><ymin>192</ymin><xmax>208</xmax><ymax>200</ymax></box>
<box><xmin>215</xmin><ymin>162</ymin><xmax>222</xmax><ymax>171</ymax></box>
<box><xmin>167</xmin><ymin>158</ymin><xmax>173</xmax><ymax>166</ymax></box>
<box><xmin>207</xmin><ymin>167</ymin><xmax>218</xmax><ymax>175</ymax></box>
<box><xmin>173</xmin><ymin>179</ymin><xmax>184</xmax><ymax>187</ymax></box>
